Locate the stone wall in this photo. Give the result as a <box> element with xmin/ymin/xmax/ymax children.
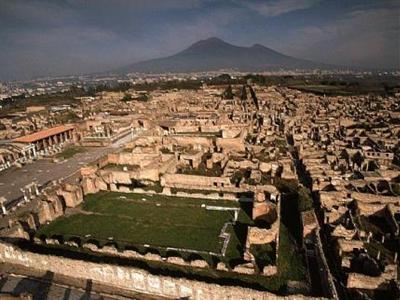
<box><xmin>161</xmin><ymin>173</ymin><xmax>234</xmax><ymax>190</ymax></box>
<box><xmin>0</xmin><ymin>242</ymin><xmax>329</xmax><ymax>300</ymax></box>
<box><xmin>226</xmin><ymin>159</ymin><xmax>258</xmax><ymax>170</ymax></box>
<box><xmin>346</xmin><ymin>271</ymin><xmax>395</xmax><ymax>290</ymax></box>
<box><xmin>108</xmin><ymin>152</ymin><xmax>160</xmax><ymax>168</ymax></box>
<box><xmin>314</xmin><ymin>231</ymin><xmax>339</xmax><ymax>300</ymax></box>
<box><xmin>99</xmin><ymin>168</ymin><xmax>160</xmax><ymax>183</ymax></box>
<box><xmin>165</xmin><ymin>136</ymin><xmax>213</xmax><ymax>150</ymax></box>
<box><xmin>56</xmin><ymin>183</ymin><xmax>83</xmax><ymax>207</ymax></box>
<box><xmin>356</xmin><ymin>201</ymin><xmax>387</xmax><ymax>216</ymax></box>
<box><xmin>83</xmin><ymin>152</ymin><xmax>177</xmax><ymax>188</ymax></box>
<box><xmin>159</xmin><ymin>156</ymin><xmax>177</xmax><ymax>174</ymax></box>
<box><xmin>216</xmin><ymin>137</ymin><xmax>245</xmax><ymax>153</ymax></box>
<box><xmin>352</xmin><ymin>192</ymin><xmax>400</xmax><ymax>207</ymax></box>
<box><xmin>0</xmin><ymin>183</ymin><xmax>76</xmax><ymax>240</ymax></box>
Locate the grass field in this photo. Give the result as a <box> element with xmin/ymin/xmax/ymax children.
<box><xmin>83</xmin><ymin>191</ymin><xmax>242</xmax><ymax>208</ymax></box>
<box><xmin>37</xmin><ymin>192</ymin><xmax>248</xmax><ymax>257</ymax></box>
<box><xmin>34</xmin><ymin>213</ymin><xmax>305</xmax><ymax>293</ymax></box>
<box><xmin>33</xmin><ymin>190</ymin><xmax>310</xmax><ymax>293</ymax></box>
<box><xmin>56</xmin><ymin>146</ymin><xmax>87</xmax><ymax>159</ymax></box>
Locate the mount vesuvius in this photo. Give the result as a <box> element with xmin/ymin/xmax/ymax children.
<box><xmin>118</xmin><ymin>37</ymin><xmax>331</xmax><ymax>74</ymax></box>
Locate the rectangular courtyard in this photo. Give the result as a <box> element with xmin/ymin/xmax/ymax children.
<box><xmin>36</xmin><ymin>191</ymin><xmax>251</xmax><ymax>259</ymax></box>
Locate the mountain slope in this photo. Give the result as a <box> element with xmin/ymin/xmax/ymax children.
<box><xmin>119</xmin><ymin>37</ymin><xmax>330</xmax><ymax>73</ymax></box>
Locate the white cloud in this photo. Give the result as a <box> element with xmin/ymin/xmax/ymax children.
<box><xmin>150</xmin><ymin>7</ymin><xmax>242</xmax><ymax>57</ymax></box>
<box><xmin>271</xmin><ymin>6</ymin><xmax>400</xmax><ymax>68</ymax></box>
<box><xmin>237</xmin><ymin>0</ymin><xmax>320</xmax><ymax>17</ymax></box>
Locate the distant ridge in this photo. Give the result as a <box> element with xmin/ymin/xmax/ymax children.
<box><xmin>118</xmin><ymin>37</ymin><xmax>333</xmax><ymax>74</ymax></box>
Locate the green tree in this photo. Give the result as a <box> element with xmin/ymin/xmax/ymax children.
<box><xmin>298</xmin><ymin>187</ymin><xmax>313</xmax><ymax>212</ymax></box>
<box><xmin>352</xmin><ymin>152</ymin><xmax>364</xmax><ymax>168</ymax></box>
<box><xmin>240</xmin><ymin>85</ymin><xmax>247</xmax><ymax>100</ymax></box>
<box><xmin>222</xmin><ymin>85</ymin><xmax>234</xmax><ymax>99</ymax></box>
<box><xmin>121</xmin><ymin>94</ymin><xmax>132</xmax><ymax>102</ymax></box>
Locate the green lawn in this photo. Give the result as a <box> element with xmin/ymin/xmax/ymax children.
<box><xmin>223</xmin><ymin>223</ymin><xmax>248</xmax><ymax>264</ymax></box>
<box><xmin>277</xmin><ymin>224</ymin><xmax>307</xmax><ymax>281</ymax></box>
<box><xmin>250</xmin><ymin>243</ymin><xmax>276</xmax><ymax>270</ymax></box>
<box><xmin>56</xmin><ymin>146</ymin><xmax>87</xmax><ymax>159</ymax></box>
<box><xmin>37</xmin><ymin>192</ymin><xmax>244</xmax><ymax>254</ymax></box>
<box><xmin>37</xmin><ymin>214</ymin><xmax>226</xmax><ymax>252</ymax></box>
<box><xmin>34</xmin><ymin>190</ymin><xmax>310</xmax><ymax>293</ymax></box>
<box><xmin>84</xmin><ymin>191</ymin><xmax>241</xmax><ymax>208</ymax></box>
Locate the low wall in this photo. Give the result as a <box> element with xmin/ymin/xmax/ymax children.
<box><xmin>352</xmin><ymin>192</ymin><xmax>400</xmax><ymax>206</ymax></box>
<box><xmin>80</xmin><ymin>140</ymin><xmax>108</xmax><ymax>147</ymax></box>
<box><xmin>165</xmin><ymin>136</ymin><xmax>213</xmax><ymax>149</ymax></box>
<box><xmin>0</xmin><ymin>242</ymin><xmax>327</xmax><ymax>300</ymax></box>
<box><xmin>161</xmin><ymin>173</ymin><xmax>234</xmax><ymax>189</ymax></box>
<box><xmin>216</xmin><ymin>137</ymin><xmax>245</xmax><ymax>153</ymax></box>
<box><xmin>346</xmin><ymin>272</ymin><xmax>391</xmax><ymax>290</ymax></box>
<box><xmin>108</xmin><ymin>152</ymin><xmax>160</xmax><ymax>168</ymax></box>
<box><xmin>314</xmin><ymin>231</ymin><xmax>339</xmax><ymax>299</ymax></box>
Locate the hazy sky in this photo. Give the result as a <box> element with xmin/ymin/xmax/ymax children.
<box><xmin>0</xmin><ymin>0</ymin><xmax>399</xmax><ymax>80</ymax></box>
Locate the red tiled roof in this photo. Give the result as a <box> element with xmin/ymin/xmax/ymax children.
<box><xmin>13</xmin><ymin>125</ymin><xmax>75</xmax><ymax>143</ymax></box>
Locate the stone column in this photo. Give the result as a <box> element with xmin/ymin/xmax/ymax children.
<box><xmin>367</xmin><ymin>232</ymin><xmax>372</xmax><ymax>242</ymax></box>
<box><xmin>33</xmin><ymin>183</ymin><xmax>39</xmax><ymax>196</ymax></box>
<box><xmin>21</xmin><ymin>188</ymin><xmax>28</xmax><ymax>202</ymax></box>
<box><xmin>52</xmin><ymin>136</ymin><xmax>57</xmax><ymax>150</ymax></box>
<box><xmin>73</xmin><ymin>129</ymin><xmax>78</xmax><ymax>142</ymax></box>
<box><xmin>27</xmin><ymin>185</ymin><xmax>36</xmax><ymax>200</ymax></box>
<box><xmin>234</xmin><ymin>210</ymin><xmax>239</xmax><ymax>221</ymax></box>
<box><xmin>0</xmin><ymin>197</ymin><xmax>7</xmax><ymax>215</ymax></box>
<box><xmin>44</xmin><ymin>140</ymin><xmax>49</xmax><ymax>154</ymax></box>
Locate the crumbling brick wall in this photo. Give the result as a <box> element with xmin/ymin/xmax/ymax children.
<box><xmin>0</xmin><ymin>242</ymin><xmax>330</xmax><ymax>300</ymax></box>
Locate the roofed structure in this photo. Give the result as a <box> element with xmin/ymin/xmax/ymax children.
<box><xmin>13</xmin><ymin>125</ymin><xmax>75</xmax><ymax>143</ymax></box>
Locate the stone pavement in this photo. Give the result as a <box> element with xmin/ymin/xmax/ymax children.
<box><xmin>0</xmin><ymin>147</ymin><xmax>110</xmax><ymax>202</ymax></box>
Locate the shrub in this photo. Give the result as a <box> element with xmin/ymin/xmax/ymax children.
<box><xmin>298</xmin><ymin>187</ymin><xmax>313</xmax><ymax>212</ymax></box>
